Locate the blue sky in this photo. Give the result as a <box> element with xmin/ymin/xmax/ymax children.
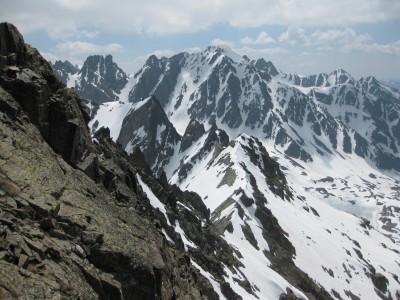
<box><xmin>1</xmin><ymin>0</ymin><xmax>400</xmax><ymax>79</ymax></box>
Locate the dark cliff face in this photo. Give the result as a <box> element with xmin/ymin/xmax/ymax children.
<box><xmin>117</xmin><ymin>96</ymin><xmax>181</xmax><ymax>176</ymax></box>
<box><xmin>0</xmin><ymin>22</ymin><xmax>94</xmax><ymax>166</ymax></box>
<box><xmin>128</xmin><ymin>54</ymin><xmax>183</xmax><ymax>107</ymax></box>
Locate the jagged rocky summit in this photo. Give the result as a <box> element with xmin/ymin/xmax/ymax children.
<box><xmin>2</xmin><ymin>22</ymin><xmax>400</xmax><ymax>300</ymax></box>
<box><xmin>123</xmin><ymin>47</ymin><xmax>400</xmax><ymax>172</ymax></box>
<box><xmin>51</xmin><ymin>54</ymin><xmax>128</xmax><ymax>104</ymax></box>
<box><xmin>91</xmin><ymin>45</ymin><xmax>400</xmax><ymax>242</ymax></box>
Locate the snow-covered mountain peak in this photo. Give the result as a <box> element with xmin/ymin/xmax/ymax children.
<box><xmin>328</xmin><ymin>68</ymin><xmax>355</xmax><ymax>85</ymax></box>
<box><xmin>88</xmin><ymin>45</ymin><xmax>400</xmax><ymax>264</ymax></box>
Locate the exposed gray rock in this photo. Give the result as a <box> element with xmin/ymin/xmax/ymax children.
<box><xmin>76</xmin><ymin>54</ymin><xmax>128</xmax><ymax>103</ymax></box>
<box><xmin>180</xmin><ymin>119</ymin><xmax>205</xmax><ymax>152</ymax></box>
<box><xmin>117</xmin><ymin>96</ymin><xmax>181</xmax><ymax>176</ymax></box>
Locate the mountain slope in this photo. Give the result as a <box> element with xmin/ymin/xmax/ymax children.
<box><xmin>117</xmin><ymin>96</ymin><xmax>181</xmax><ymax>176</ymax></box>
<box><xmin>1</xmin><ymin>22</ymin><xmax>267</xmax><ymax>300</ymax></box>
<box><xmin>90</xmin><ymin>46</ymin><xmax>400</xmax><ymax>243</ymax></box>
<box><xmin>125</xmin><ymin>46</ymin><xmax>400</xmax><ymax>173</ymax></box>
<box><xmin>43</xmin><ymin>31</ymin><xmax>400</xmax><ymax>298</ymax></box>
<box><xmin>164</xmin><ymin>124</ymin><xmax>400</xmax><ymax>300</ymax></box>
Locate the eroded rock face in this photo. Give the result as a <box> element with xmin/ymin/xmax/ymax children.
<box><xmin>0</xmin><ymin>22</ymin><xmax>94</xmax><ymax>166</ymax></box>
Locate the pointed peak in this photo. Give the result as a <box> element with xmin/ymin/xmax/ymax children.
<box><xmin>204</xmin><ymin>45</ymin><xmax>244</xmax><ymax>64</ymax></box>
<box><xmin>209</xmin><ymin>121</ymin><xmax>218</xmax><ymax>132</ymax></box>
<box><xmin>81</xmin><ymin>55</ymin><xmax>105</xmax><ymax>69</ymax></box>
<box><xmin>86</xmin><ymin>54</ymin><xmax>104</xmax><ymax>61</ymax></box>
<box><xmin>253</xmin><ymin>58</ymin><xmax>279</xmax><ymax>76</ymax></box>
<box><xmin>93</xmin><ymin>126</ymin><xmax>111</xmax><ymax>139</ymax></box>
<box><xmin>358</xmin><ymin>76</ymin><xmax>381</xmax><ymax>91</ymax></box>
<box><xmin>147</xmin><ymin>95</ymin><xmax>162</xmax><ymax>106</ymax></box>
<box><xmin>136</xmin><ymin>96</ymin><xmax>169</xmax><ymax>117</ymax></box>
<box><xmin>206</xmin><ymin>45</ymin><xmax>232</xmax><ymax>53</ymax></box>
<box><xmin>180</xmin><ymin>119</ymin><xmax>206</xmax><ymax>152</ymax></box>
<box><xmin>328</xmin><ymin>68</ymin><xmax>355</xmax><ymax>85</ymax></box>
<box><xmin>331</xmin><ymin>68</ymin><xmax>350</xmax><ymax>75</ymax></box>
<box><xmin>53</xmin><ymin>60</ymin><xmax>79</xmax><ymax>73</ymax></box>
<box><xmin>0</xmin><ymin>22</ymin><xmax>52</xmax><ymax>75</ymax></box>
<box><xmin>205</xmin><ymin>122</ymin><xmax>229</xmax><ymax>145</ymax></box>
<box><xmin>0</xmin><ymin>22</ymin><xmax>25</xmax><ymax>56</ymax></box>
<box><xmin>362</xmin><ymin>75</ymin><xmax>379</xmax><ymax>84</ymax></box>
<box><xmin>145</xmin><ymin>55</ymin><xmax>159</xmax><ymax>66</ymax></box>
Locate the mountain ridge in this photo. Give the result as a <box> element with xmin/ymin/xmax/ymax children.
<box><xmin>88</xmin><ymin>46</ymin><xmax>400</xmax><ymax>242</ymax></box>
<box><xmin>40</xmin><ymin>33</ymin><xmax>400</xmax><ymax>299</ymax></box>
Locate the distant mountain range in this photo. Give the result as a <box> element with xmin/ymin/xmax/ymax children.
<box><xmin>47</xmin><ymin>46</ymin><xmax>400</xmax><ymax>300</ymax></box>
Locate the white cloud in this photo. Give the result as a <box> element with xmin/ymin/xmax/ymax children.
<box><xmin>152</xmin><ymin>49</ymin><xmax>176</xmax><ymax>58</ymax></box>
<box><xmin>54</xmin><ymin>0</ymin><xmax>94</xmax><ymax>11</ymax></box>
<box><xmin>43</xmin><ymin>41</ymin><xmax>124</xmax><ymax>65</ymax></box>
<box><xmin>55</xmin><ymin>41</ymin><xmax>124</xmax><ymax>56</ymax></box>
<box><xmin>312</xmin><ymin>28</ymin><xmax>371</xmax><ymax>45</ymax></box>
<box><xmin>317</xmin><ymin>46</ymin><xmax>335</xmax><ymax>52</ymax></box>
<box><xmin>79</xmin><ymin>30</ymin><xmax>100</xmax><ymax>39</ymax></box>
<box><xmin>40</xmin><ymin>51</ymin><xmax>61</xmax><ymax>63</ymax></box>
<box><xmin>134</xmin><ymin>49</ymin><xmax>176</xmax><ymax>64</ymax></box>
<box><xmin>2</xmin><ymin>0</ymin><xmax>400</xmax><ymax>38</ymax></box>
<box><xmin>183</xmin><ymin>47</ymin><xmax>202</xmax><ymax>53</ymax></box>
<box><xmin>279</xmin><ymin>26</ymin><xmax>309</xmax><ymax>46</ymax></box>
<box><xmin>311</xmin><ymin>28</ymin><xmax>400</xmax><ymax>56</ymax></box>
<box><xmin>210</xmin><ymin>38</ymin><xmax>235</xmax><ymax>48</ymax></box>
<box><xmin>235</xmin><ymin>46</ymin><xmax>288</xmax><ymax>57</ymax></box>
<box><xmin>342</xmin><ymin>40</ymin><xmax>400</xmax><ymax>55</ymax></box>
<box><xmin>240</xmin><ymin>31</ymin><xmax>275</xmax><ymax>45</ymax></box>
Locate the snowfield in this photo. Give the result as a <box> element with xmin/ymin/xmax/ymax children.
<box><xmin>88</xmin><ymin>46</ymin><xmax>400</xmax><ymax>299</ymax></box>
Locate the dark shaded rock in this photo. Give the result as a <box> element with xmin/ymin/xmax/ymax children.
<box><xmin>344</xmin><ymin>290</ymin><xmax>361</xmax><ymax>300</ymax></box>
<box><xmin>285</xmin><ymin>141</ymin><xmax>312</xmax><ymax>162</ymax></box>
<box><xmin>371</xmin><ymin>273</ymin><xmax>389</xmax><ymax>294</ymax></box>
<box><xmin>117</xmin><ymin>96</ymin><xmax>181</xmax><ymax>176</ymax></box>
<box><xmin>279</xmin><ymin>287</ymin><xmax>301</xmax><ymax>300</ymax></box>
<box><xmin>39</xmin><ymin>218</ymin><xmax>58</xmax><ymax>230</ymax></box>
<box><xmin>129</xmin><ymin>53</ymin><xmax>183</xmax><ymax>107</ymax></box>
<box><xmin>241</xmin><ymin>222</ymin><xmax>259</xmax><ymax>250</ymax></box>
<box><xmin>221</xmin><ymin>281</ymin><xmax>243</xmax><ymax>300</ymax></box>
<box><xmin>180</xmin><ymin>119</ymin><xmax>205</xmax><ymax>152</ymax></box>
<box><xmin>253</xmin><ymin>58</ymin><xmax>278</xmax><ymax>77</ymax></box>
<box><xmin>0</xmin><ymin>23</ymin><xmax>95</xmax><ymax>166</ymax></box>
